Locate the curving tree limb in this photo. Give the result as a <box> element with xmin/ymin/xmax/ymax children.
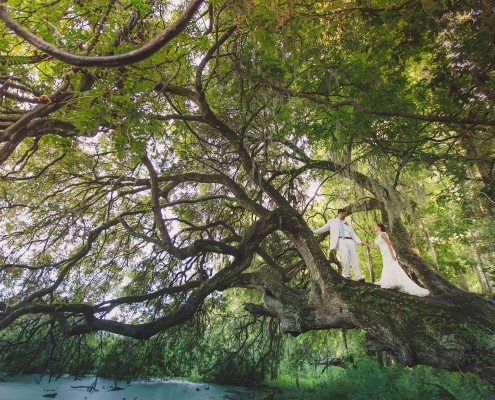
<box><xmin>0</xmin><ymin>0</ymin><xmax>204</xmax><ymax>67</ymax></box>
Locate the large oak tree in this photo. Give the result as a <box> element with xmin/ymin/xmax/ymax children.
<box><xmin>1</xmin><ymin>0</ymin><xmax>495</xmax><ymax>383</ymax></box>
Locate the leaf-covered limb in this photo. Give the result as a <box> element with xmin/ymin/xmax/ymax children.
<box><xmin>0</xmin><ymin>0</ymin><xmax>205</xmax><ymax>68</ymax></box>
<box><xmin>267</xmin><ymin>83</ymin><xmax>495</xmax><ymax>127</ymax></box>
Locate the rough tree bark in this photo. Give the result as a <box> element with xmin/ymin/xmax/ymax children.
<box><xmin>240</xmin><ymin>208</ymin><xmax>495</xmax><ymax>384</ymax></box>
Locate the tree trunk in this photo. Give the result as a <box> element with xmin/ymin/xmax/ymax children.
<box><xmin>247</xmin><ymin>267</ymin><xmax>495</xmax><ymax>384</ymax></box>
<box><xmin>420</xmin><ymin>221</ymin><xmax>438</xmax><ymax>267</ymax></box>
<box><xmin>341</xmin><ymin>328</ymin><xmax>348</xmax><ymax>351</ymax></box>
<box><xmin>366</xmin><ymin>247</ymin><xmax>375</xmax><ymax>283</ymax></box>
<box><xmin>456</xmin><ymin>273</ymin><xmax>470</xmax><ymax>292</ymax></box>
<box><xmin>460</xmin><ymin>131</ymin><xmax>495</xmax><ymax>218</ymax></box>
<box><xmin>244</xmin><ymin>210</ymin><xmax>495</xmax><ymax>385</ymax></box>
<box><xmin>473</xmin><ymin>264</ymin><xmax>489</xmax><ymax>292</ymax></box>
<box><xmin>478</xmin><ymin>252</ymin><xmax>495</xmax><ymax>293</ymax></box>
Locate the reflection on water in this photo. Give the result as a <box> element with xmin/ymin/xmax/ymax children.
<box><xmin>0</xmin><ymin>375</ymin><xmax>258</xmax><ymax>400</ymax></box>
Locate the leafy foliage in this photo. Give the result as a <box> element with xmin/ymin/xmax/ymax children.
<box><xmin>0</xmin><ymin>0</ymin><xmax>495</xmax><ymax>390</ymax></box>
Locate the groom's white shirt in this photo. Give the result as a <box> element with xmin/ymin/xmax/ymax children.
<box><xmin>313</xmin><ymin>218</ymin><xmax>362</xmax><ymax>250</ymax></box>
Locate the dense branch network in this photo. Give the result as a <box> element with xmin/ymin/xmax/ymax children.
<box><xmin>0</xmin><ymin>157</ymin><xmax>283</xmax><ymax>338</ymax></box>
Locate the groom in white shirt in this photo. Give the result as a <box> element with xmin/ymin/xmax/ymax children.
<box><xmin>313</xmin><ymin>209</ymin><xmax>367</xmax><ymax>282</ymax></box>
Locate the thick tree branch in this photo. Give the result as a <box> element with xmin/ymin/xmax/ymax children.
<box><xmin>0</xmin><ymin>79</ymin><xmax>73</xmax><ymax>164</ymax></box>
<box><xmin>238</xmin><ymin>264</ymin><xmax>495</xmax><ymax>383</ymax></box>
<box><xmin>0</xmin><ymin>0</ymin><xmax>204</xmax><ymax>68</ymax></box>
<box><xmin>343</xmin><ymin>198</ymin><xmax>383</xmax><ymax>214</ymax></box>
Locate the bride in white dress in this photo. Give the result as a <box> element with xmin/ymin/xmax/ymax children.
<box><xmin>366</xmin><ymin>224</ymin><xmax>430</xmax><ymax>297</ymax></box>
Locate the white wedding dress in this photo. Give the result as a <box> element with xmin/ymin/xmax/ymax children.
<box><xmin>375</xmin><ymin>233</ymin><xmax>430</xmax><ymax>297</ymax></box>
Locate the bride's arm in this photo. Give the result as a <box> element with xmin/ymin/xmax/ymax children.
<box><xmin>365</xmin><ymin>242</ymin><xmax>379</xmax><ymax>249</ymax></box>
<box><xmin>363</xmin><ymin>241</ymin><xmax>378</xmax><ymax>249</ymax></box>
<box><xmin>381</xmin><ymin>233</ymin><xmax>397</xmax><ymax>260</ymax></box>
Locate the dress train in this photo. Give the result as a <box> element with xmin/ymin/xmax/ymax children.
<box><xmin>375</xmin><ymin>234</ymin><xmax>430</xmax><ymax>297</ymax></box>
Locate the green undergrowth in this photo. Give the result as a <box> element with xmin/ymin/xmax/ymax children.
<box><xmin>266</xmin><ymin>357</ymin><xmax>495</xmax><ymax>400</ymax></box>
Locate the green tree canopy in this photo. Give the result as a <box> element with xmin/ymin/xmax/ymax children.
<box><xmin>1</xmin><ymin>0</ymin><xmax>494</xmax><ymax>384</ymax></box>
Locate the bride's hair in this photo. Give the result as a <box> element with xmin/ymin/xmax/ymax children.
<box><xmin>376</xmin><ymin>223</ymin><xmax>386</xmax><ymax>232</ymax></box>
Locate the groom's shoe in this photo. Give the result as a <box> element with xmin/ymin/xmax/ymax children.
<box><xmin>357</xmin><ymin>277</ymin><xmax>365</xmax><ymax>282</ymax></box>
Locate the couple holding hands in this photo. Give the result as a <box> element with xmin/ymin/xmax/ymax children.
<box><xmin>313</xmin><ymin>209</ymin><xmax>429</xmax><ymax>297</ymax></box>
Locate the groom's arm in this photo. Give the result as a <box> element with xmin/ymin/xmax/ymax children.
<box><xmin>313</xmin><ymin>220</ymin><xmax>332</xmax><ymax>234</ymax></box>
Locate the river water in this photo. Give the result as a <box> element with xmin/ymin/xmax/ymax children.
<box><xmin>0</xmin><ymin>375</ymin><xmax>259</xmax><ymax>400</ymax></box>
